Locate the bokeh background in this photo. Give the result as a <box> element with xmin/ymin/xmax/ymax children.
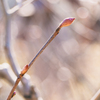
<box><xmin>0</xmin><ymin>0</ymin><xmax>100</xmax><ymax>100</ymax></box>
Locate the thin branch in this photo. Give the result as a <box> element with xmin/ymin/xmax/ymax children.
<box><xmin>7</xmin><ymin>75</ymin><xmax>23</xmax><ymax>100</ymax></box>
<box><xmin>29</xmin><ymin>18</ymin><xmax>75</xmax><ymax>67</ymax></box>
<box><xmin>7</xmin><ymin>18</ymin><xmax>75</xmax><ymax>100</ymax></box>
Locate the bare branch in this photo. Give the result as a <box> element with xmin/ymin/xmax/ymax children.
<box><xmin>7</xmin><ymin>18</ymin><xmax>75</xmax><ymax>100</ymax></box>
<box><xmin>29</xmin><ymin>18</ymin><xmax>75</xmax><ymax>67</ymax></box>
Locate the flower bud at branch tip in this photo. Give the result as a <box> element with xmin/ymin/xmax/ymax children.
<box><xmin>21</xmin><ymin>65</ymin><xmax>29</xmax><ymax>75</ymax></box>
<box><xmin>60</xmin><ymin>18</ymin><xmax>75</xmax><ymax>28</ymax></box>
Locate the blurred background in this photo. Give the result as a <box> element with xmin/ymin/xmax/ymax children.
<box><xmin>0</xmin><ymin>0</ymin><xmax>100</xmax><ymax>100</ymax></box>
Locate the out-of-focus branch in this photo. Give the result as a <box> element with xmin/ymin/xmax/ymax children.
<box><xmin>1</xmin><ymin>0</ymin><xmax>38</xmax><ymax>99</ymax></box>
<box><xmin>1</xmin><ymin>0</ymin><xmax>20</xmax><ymax>77</ymax></box>
<box><xmin>7</xmin><ymin>18</ymin><xmax>75</xmax><ymax>100</ymax></box>
<box><xmin>7</xmin><ymin>0</ymin><xmax>34</xmax><ymax>14</ymax></box>
<box><xmin>91</xmin><ymin>89</ymin><xmax>100</xmax><ymax>100</ymax></box>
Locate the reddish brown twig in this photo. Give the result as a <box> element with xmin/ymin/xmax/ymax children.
<box><xmin>7</xmin><ymin>17</ymin><xmax>75</xmax><ymax>100</ymax></box>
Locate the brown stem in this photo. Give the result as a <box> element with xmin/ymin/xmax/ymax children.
<box><xmin>7</xmin><ymin>17</ymin><xmax>75</xmax><ymax>100</ymax></box>
<box><xmin>28</xmin><ymin>27</ymin><xmax>61</xmax><ymax>67</ymax></box>
<box><xmin>7</xmin><ymin>74</ymin><xmax>23</xmax><ymax>100</ymax></box>
<box><xmin>7</xmin><ymin>26</ymin><xmax>61</xmax><ymax>100</ymax></box>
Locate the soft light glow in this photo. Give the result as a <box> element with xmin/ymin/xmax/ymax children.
<box><xmin>57</xmin><ymin>67</ymin><xmax>71</xmax><ymax>81</ymax></box>
<box><xmin>62</xmin><ymin>39</ymin><xmax>79</xmax><ymax>55</ymax></box>
<box><xmin>47</xmin><ymin>0</ymin><xmax>60</xmax><ymax>4</ymax></box>
<box><xmin>18</xmin><ymin>4</ymin><xmax>35</xmax><ymax>17</ymax></box>
<box><xmin>28</xmin><ymin>25</ymin><xmax>42</xmax><ymax>41</ymax></box>
<box><xmin>77</xmin><ymin>7</ymin><xmax>89</xmax><ymax>19</ymax></box>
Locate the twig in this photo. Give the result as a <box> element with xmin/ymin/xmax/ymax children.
<box><xmin>28</xmin><ymin>18</ymin><xmax>75</xmax><ymax>67</ymax></box>
<box><xmin>7</xmin><ymin>18</ymin><xmax>75</xmax><ymax>100</ymax></box>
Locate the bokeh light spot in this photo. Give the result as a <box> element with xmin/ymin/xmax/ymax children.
<box><xmin>57</xmin><ymin>67</ymin><xmax>71</xmax><ymax>81</ymax></box>
<box><xmin>18</xmin><ymin>4</ymin><xmax>35</xmax><ymax>17</ymax></box>
<box><xmin>62</xmin><ymin>39</ymin><xmax>79</xmax><ymax>55</ymax></box>
<box><xmin>28</xmin><ymin>25</ymin><xmax>42</xmax><ymax>41</ymax></box>
<box><xmin>77</xmin><ymin>7</ymin><xmax>89</xmax><ymax>19</ymax></box>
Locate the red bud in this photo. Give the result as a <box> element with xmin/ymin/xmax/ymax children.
<box><xmin>21</xmin><ymin>65</ymin><xmax>29</xmax><ymax>75</ymax></box>
<box><xmin>60</xmin><ymin>18</ymin><xmax>75</xmax><ymax>27</ymax></box>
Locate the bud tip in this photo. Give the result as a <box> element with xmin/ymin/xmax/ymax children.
<box><xmin>21</xmin><ymin>65</ymin><xmax>29</xmax><ymax>75</ymax></box>
<box><xmin>60</xmin><ymin>17</ymin><xmax>75</xmax><ymax>27</ymax></box>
